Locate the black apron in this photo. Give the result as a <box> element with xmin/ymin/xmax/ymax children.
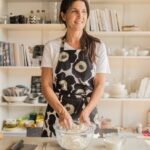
<box><xmin>42</xmin><ymin>38</ymin><xmax>98</xmax><ymax>137</ymax></box>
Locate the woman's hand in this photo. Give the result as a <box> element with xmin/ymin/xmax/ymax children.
<box><xmin>0</xmin><ymin>132</ymin><xmax>3</xmax><ymax>140</ymax></box>
<box><xmin>79</xmin><ymin>109</ymin><xmax>91</xmax><ymax>126</ymax></box>
<box><xmin>59</xmin><ymin>108</ymin><xmax>73</xmax><ymax>130</ymax></box>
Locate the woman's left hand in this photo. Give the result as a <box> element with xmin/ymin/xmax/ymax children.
<box><xmin>79</xmin><ymin>109</ymin><xmax>91</xmax><ymax>126</ymax></box>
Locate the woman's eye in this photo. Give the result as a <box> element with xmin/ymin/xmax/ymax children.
<box><xmin>71</xmin><ymin>10</ymin><xmax>87</xmax><ymax>14</ymax></box>
<box><xmin>72</xmin><ymin>10</ymin><xmax>78</xmax><ymax>13</ymax></box>
<box><xmin>82</xmin><ymin>10</ymin><xmax>87</xmax><ymax>13</ymax></box>
<box><xmin>82</xmin><ymin>11</ymin><xmax>87</xmax><ymax>14</ymax></box>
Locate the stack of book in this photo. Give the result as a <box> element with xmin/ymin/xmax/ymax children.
<box><xmin>88</xmin><ymin>8</ymin><xmax>120</xmax><ymax>32</ymax></box>
<box><xmin>0</xmin><ymin>41</ymin><xmax>33</xmax><ymax>66</ymax></box>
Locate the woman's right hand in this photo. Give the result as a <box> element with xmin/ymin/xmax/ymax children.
<box><xmin>58</xmin><ymin>108</ymin><xmax>73</xmax><ymax>130</ymax></box>
<box><xmin>0</xmin><ymin>132</ymin><xmax>3</xmax><ymax>140</ymax></box>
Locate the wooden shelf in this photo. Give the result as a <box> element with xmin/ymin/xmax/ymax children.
<box><xmin>0</xmin><ymin>57</ymin><xmax>150</xmax><ymax>71</ymax></box>
<box><xmin>0</xmin><ymin>24</ymin><xmax>66</xmax><ymax>31</ymax></box>
<box><xmin>0</xmin><ymin>102</ymin><xmax>47</xmax><ymax>107</ymax></box>
<box><xmin>1</xmin><ymin>24</ymin><xmax>150</xmax><ymax>37</ymax></box>
<box><xmin>108</xmin><ymin>56</ymin><xmax>150</xmax><ymax>59</ymax></box>
<box><xmin>2</xmin><ymin>128</ymin><xmax>27</xmax><ymax>136</ymax></box>
<box><xmin>1</xmin><ymin>98</ymin><xmax>150</xmax><ymax>107</ymax></box>
<box><xmin>8</xmin><ymin>0</ymin><xmax>61</xmax><ymax>2</ymax></box>
<box><xmin>0</xmin><ymin>66</ymin><xmax>41</xmax><ymax>69</ymax></box>
<box><xmin>0</xmin><ymin>56</ymin><xmax>150</xmax><ymax>72</ymax></box>
<box><xmin>102</xmin><ymin>98</ymin><xmax>150</xmax><ymax>101</ymax></box>
<box><xmin>0</xmin><ymin>103</ymin><xmax>8</xmax><ymax>106</ymax></box>
<box><xmin>91</xmin><ymin>0</ymin><xmax>150</xmax><ymax>4</ymax></box>
<box><xmin>7</xmin><ymin>0</ymin><xmax>150</xmax><ymax>3</ymax></box>
<box><xmin>89</xmin><ymin>31</ymin><xmax>150</xmax><ymax>37</ymax></box>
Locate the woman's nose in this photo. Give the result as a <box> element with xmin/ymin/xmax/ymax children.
<box><xmin>77</xmin><ymin>11</ymin><xmax>82</xmax><ymax>18</ymax></box>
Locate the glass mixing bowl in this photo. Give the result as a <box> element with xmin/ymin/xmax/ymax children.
<box><xmin>54</xmin><ymin>121</ymin><xmax>96</xmax><ymax>150</ymax></box>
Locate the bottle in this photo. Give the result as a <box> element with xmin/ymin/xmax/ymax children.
<box><xmin>29</xmin><ymin>10</ymin><xmax>36</xmax><ymax>24</ymax></box>
<box><xmin>2</xmin><ymin>16</ymin><xmax>9</xmax><ymax>24</ymax></box>
<box><xmin>41</xmin><ymin>10</ymin><xmax>46</xmax><ymax>24</ymax></box>
<box><xmin>36</xmin><ymin>10</ymin><xmax>41</xmax><ymax>24</ymax></box>
<box><xmin>136</xmin><ymin>123</ymin><xmax>142</xmax><ymax>134</ymax></box>
<box><xmin>9</xmin><ymin>12</ymin><xmax>13</xmax><ymax>24</ymax></box>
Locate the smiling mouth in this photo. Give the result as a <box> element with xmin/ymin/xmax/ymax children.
<box><xmin>75</xmin><ymin>21</ymin><xmax>84</xmax><ymax>24</ymax></box>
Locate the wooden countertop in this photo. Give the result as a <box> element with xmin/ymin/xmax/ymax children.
<box><xmin>0</xmin><ymin>135</ymin><xmax>149</xmax><ymax>150</ymax></box>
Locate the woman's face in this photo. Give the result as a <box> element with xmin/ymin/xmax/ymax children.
<box><xmin>61</xmin><ymin>1</ymin><xmax>88</xmax><ymax>31</ymax></box>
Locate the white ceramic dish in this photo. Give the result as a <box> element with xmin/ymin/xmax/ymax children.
<box><xmin>3</xmin><ymin>96</ymin><xmax>27</xmax><ymax>103</ymax></box>
<box><xmin>138</xmin><ymin>50</ymin><xmax>149</xmax><ymax>56</ymax></box>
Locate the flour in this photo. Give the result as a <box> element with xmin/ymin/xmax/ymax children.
<box><xmin>58</xmin><ymin>134</ymin><xmax>89</xmax><ymax>150</ymax></box>
<box><xmin>57</xmin><ymin>123</ymin><xmax>92</xmax><ymax>150</ymax></box>
<box><xmin>59</xmin><ymin>122</ymin><xmax>89</xmax><ymax>133</ymax></box>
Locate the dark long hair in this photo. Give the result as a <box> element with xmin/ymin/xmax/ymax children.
<box><xmin>59</xmin><ymin>0</ymin><xmax>100</xmax><ymax>63</ymax></box>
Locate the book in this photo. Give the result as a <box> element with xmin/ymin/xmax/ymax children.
<box><xmin>0</xmin><ymin>42</ymin><xmax>3</xmax><ymax>66</ymax></box>
<box><xmin>137</xmin><ymin>77</ymin><xmax>149</xmax><ymax>98</ymax></box>
<box><xmin>144</xmin><ymin>79</ymin><xmax>150</xmax><ymax>98</ymax></box>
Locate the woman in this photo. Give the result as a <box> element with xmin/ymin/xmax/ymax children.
<box><xmin>41</xmin><ymin>0</ymin><xmax>110</xmax><ymax>137</ymax></box>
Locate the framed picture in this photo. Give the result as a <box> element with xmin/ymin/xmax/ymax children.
<box><xmin>31</xmin><ymin>76</ymin><xmax>41</xmax><ymax>93</ymax></box>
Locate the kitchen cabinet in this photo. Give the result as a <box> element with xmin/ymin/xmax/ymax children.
<box><xmin>0</xmin><ymin>0</ymin><xmax>150</xmax><ymax>136</ymax></box>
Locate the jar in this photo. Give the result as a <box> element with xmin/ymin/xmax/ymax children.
<box><xmin>101</xmin><ymin>118</ymin><xmax>112</xmax><ymax>129</ymax></box>
<box><xmin>1</xmin><ymin>15</ymin><xmax>9</xmax><ymax>24</ymax></box>
<box><xmin>136</xmin><ymin>123</ymin><xmax>142</xmax><ymax>134</ymax></box>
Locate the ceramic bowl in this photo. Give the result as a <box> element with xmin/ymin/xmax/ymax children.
<box><xmin>108</xmin><ymin>83</ymin><xmax>126</xmax><ymax>96</ymax></box>
<box><xmin>3</xmin><ymin>96</ymin><xmax>27</xmax><ymax>103</ymax></box>
<box><xmin>138</xmin><ymin>50</ymin><xmax>149</xmax><ymax>56</ymax></box>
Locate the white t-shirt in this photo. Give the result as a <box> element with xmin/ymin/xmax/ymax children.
<box><xmin>41</xmin><ymin>37</ymin><xmax>110</xmax><ymax>74</ymax></box>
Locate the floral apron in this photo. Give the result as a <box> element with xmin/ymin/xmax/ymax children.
<box><xmin>42</xmin><ymin>38</ymin><xmax>98</xmax><ymax>137</ymax></box>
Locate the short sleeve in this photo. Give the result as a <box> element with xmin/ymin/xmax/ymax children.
<box><xmin>96</xmin><ymin>42</ymin><xmax>111</xmax><ymax>74</ymax></box>
<box><xmin>41</xmin><ymin>43</ymin><xmax>53</xmax><ymax>68</ymax></box>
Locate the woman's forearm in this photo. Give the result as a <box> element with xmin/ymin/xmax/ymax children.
<box><xmin>84</xmin><ymin>73</ymin><xmax>106</xmax><ymax>115</ymax></box>
<box><xmin>42</xmin><ymin>85</ymin><xmax>65</xmax><ymax>115</ymax></box>
<box><xmin>85</xmin><ymin>84</ymin><xmax>104</xmax><ymax>115</ymax></box>
<box><xmin>41</xmin><ymin>68</ymin><xmax>65</xmax><ymax>115</ymax></box>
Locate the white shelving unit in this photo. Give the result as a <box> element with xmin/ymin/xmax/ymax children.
<box><xmin>0</xmin><ymin>0</ymin><xmax>150</xmax><ymax>135</ymax></box>
<box><xmin>90</xmin><ymin>0</ymin><xmax>150</xmax><ymax>128</ymax></box>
